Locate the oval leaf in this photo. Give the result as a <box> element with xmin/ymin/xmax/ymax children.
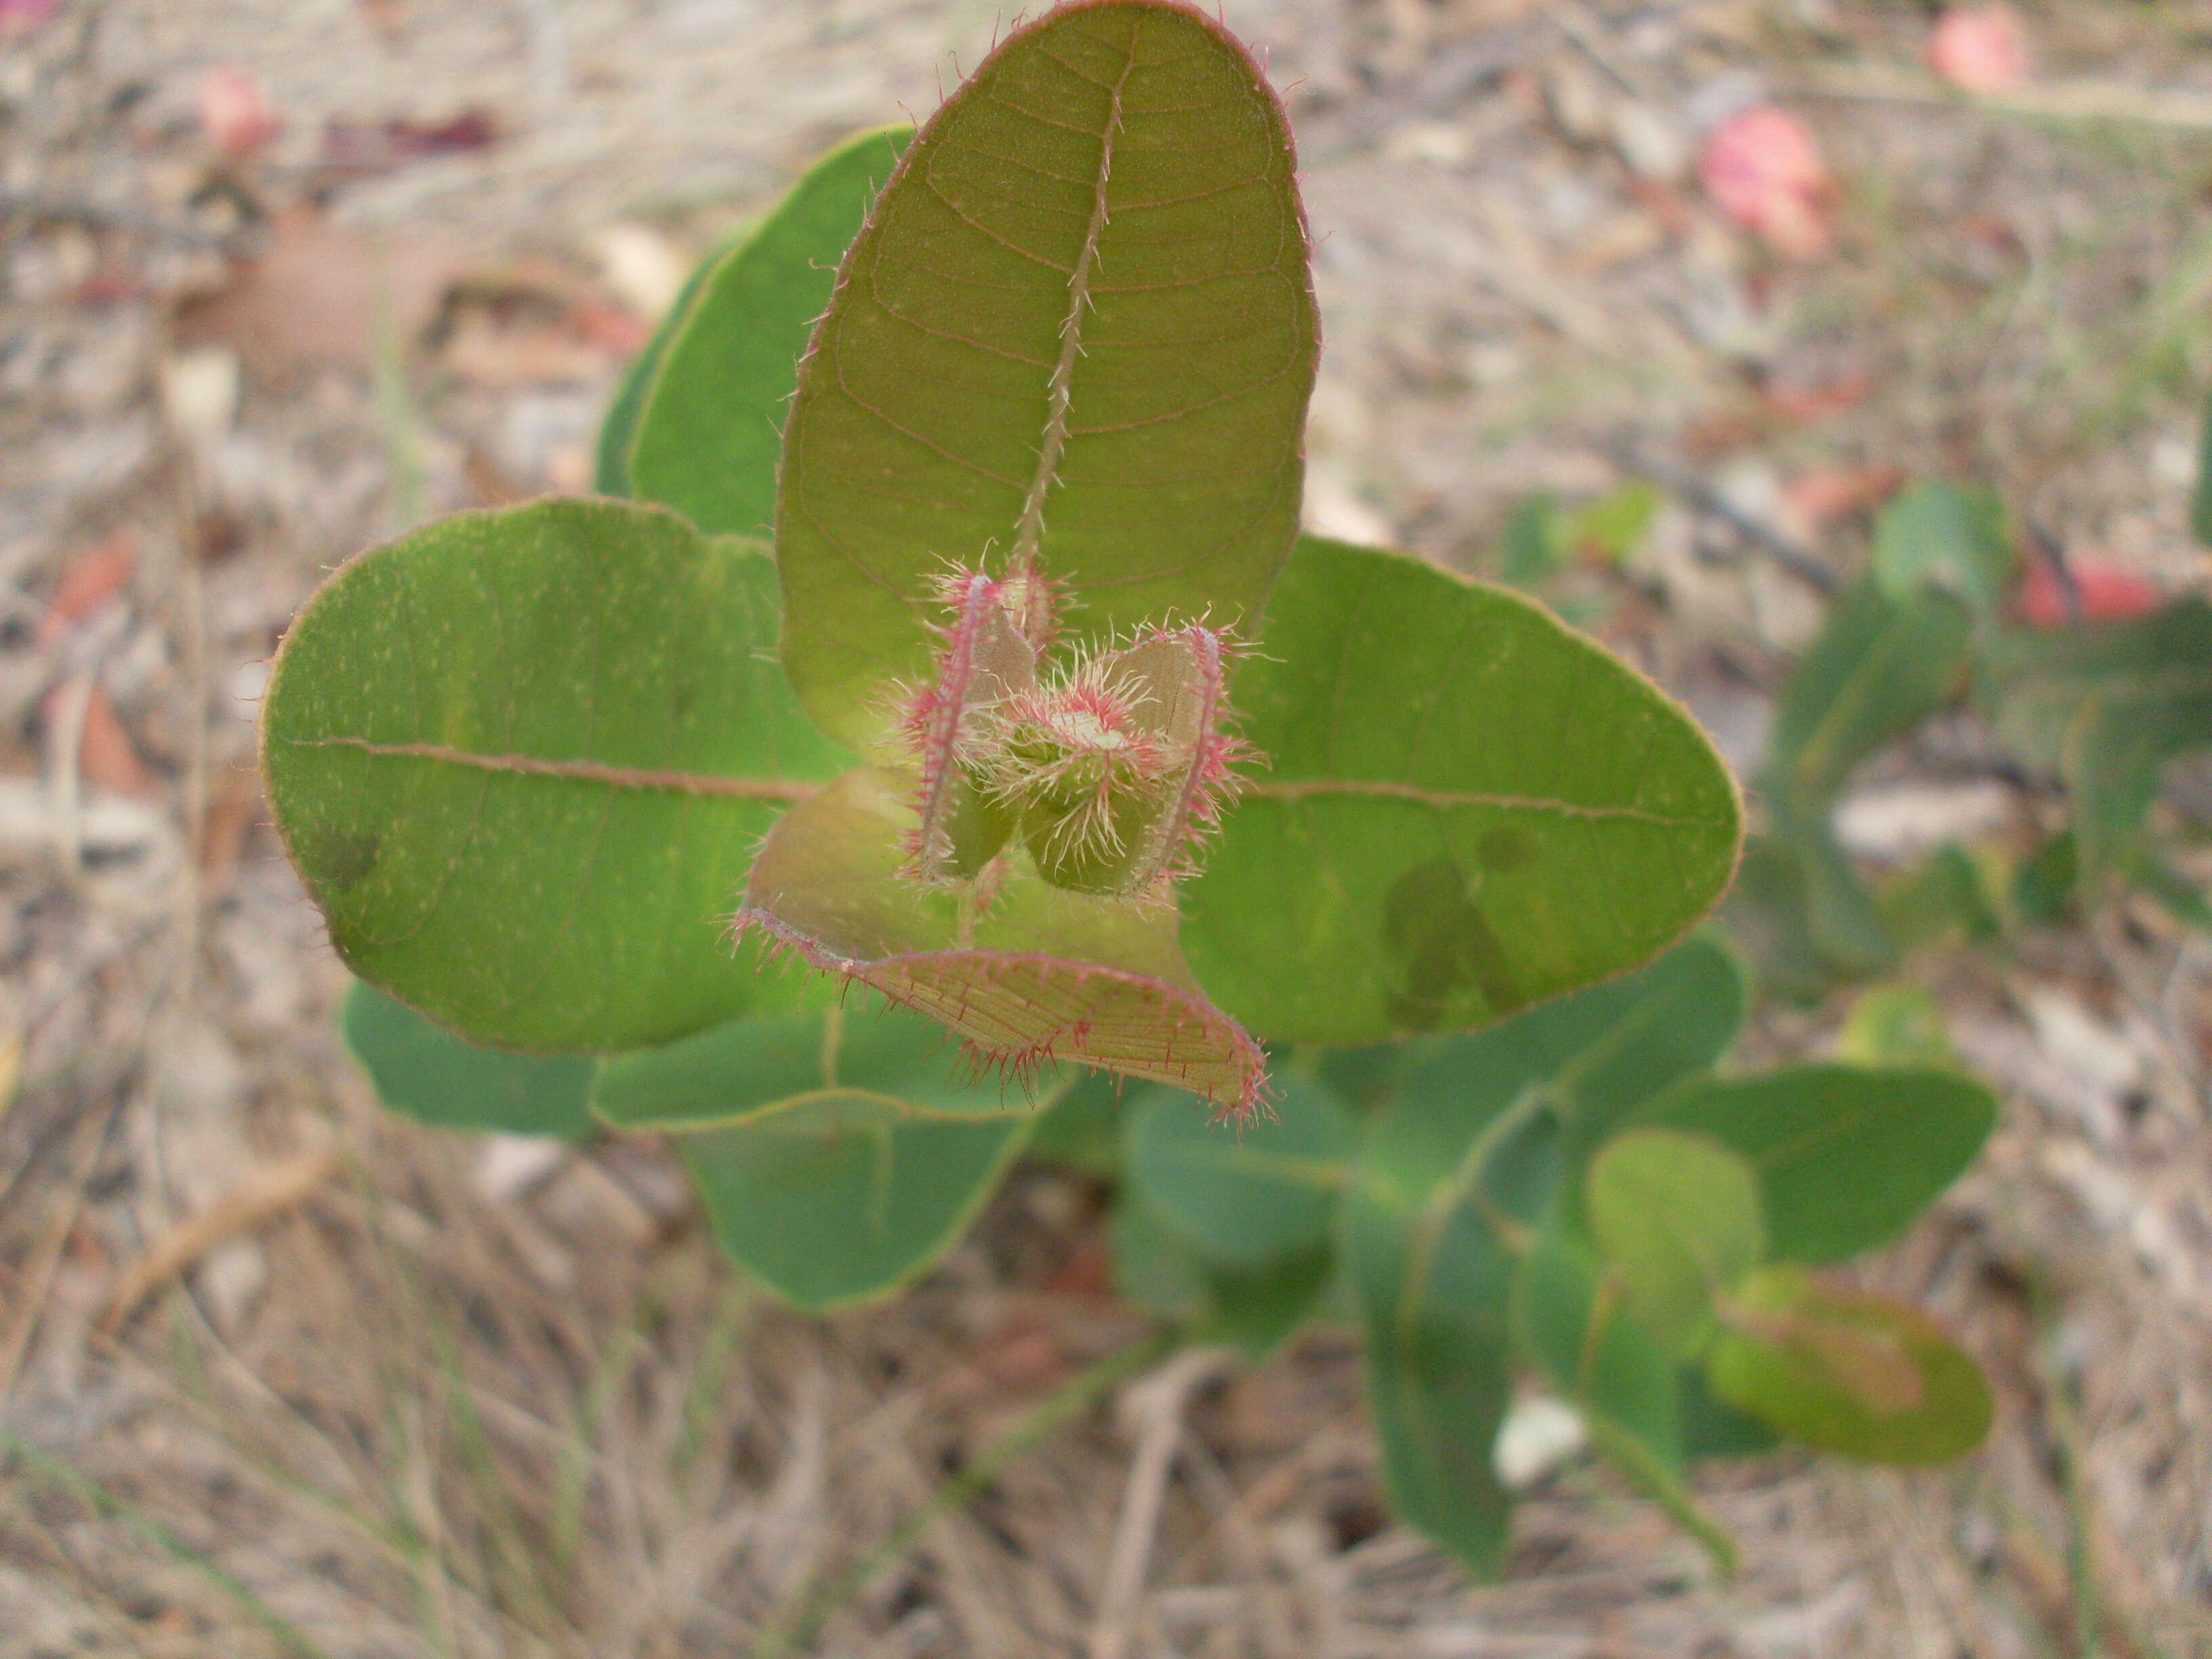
<box><xmin>260</xmin><ymin>499</ymin><xmax>850</xmax><ymax>1051</ymax></box>
<box><xmin>1708</xmin><ymin>1265</ymin><xmax>1992</xmax><ymax>1465</ymax></box>
<box><xmin>611</xmin><ymin>126</ymin><xmax>912</xmax><ymax>529</ymax></box>
<box><xmin>1126</xmin><ymin>1075</ymin><xmax>1351</xmax><ymax>1269</ymax></box>
<box><xmin>735</xmin><ymin>766</ymin><xmax>1265</xmax><ymax>1111</ymax></box>
<box><xmin>592</xmin><ymin>985</ymin><xmax>1046</xmax><ymax>1130</ymax></box>
<box><xmin>1585</xmin><ymin>1128</ymin><xmax>1765</xmax><ymax>1357</ymax></box>
<box><xmin>1635</xmin><ymin>1065</ymin><xmax>1995</xmax><ymax>1265</ymax></box>
<box><xmin>342</xmin><ymin>980</ymin><xmax>594</xmax><ymax>1139</ymax></box>
<box><xmin>1183</xmin><ymin>538</ymin><xmax>1743</xmax><ymax>1045</ymax></box>
<box><xmin>681</xmin><ymin>1092</ymin><xmax>1031</xmax><ymax>1311</ymax></box>
<box><xmin>777</xmin><ymin>0</ymin><xmax>1319</xmax><ymax>750</ymax></box>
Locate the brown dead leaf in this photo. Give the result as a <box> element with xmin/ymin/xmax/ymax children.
<box><xmin>1783</xmin><ymin>465</ymin><xmax>1904</xmax><ymax>528</ymax></box>
<box><xmin>44</xmin><ymin>682</ymin><xmax>157</xmax><ymax>798</ymax></box>
<box><xmin>37</xmin><ymin>530</ymin><xmax>136</xmax><ymax>644</ymax></box>
<box><xmin>177</xmin><ymin>208</ymin><xmax>468</xmax><ymax>376</ymax></box>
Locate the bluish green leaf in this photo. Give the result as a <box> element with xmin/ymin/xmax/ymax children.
<box><xmin>341</xmin><ymin>981</ymin><xmax>594</xmax><ymax>1139</ymax></box>
<box><xmin>1635</xmin><ymin>1066</ymin><xmax>1995</xmax><ymax>1265</ymax></box>
<box><xmin>682</xmin><ymin>1092</ymin><xmax>1031</xmax><ymax>1311</ymax></box>
<box><xmin>614</xmin><ymin>127</ymin><xmax>912</xmax><ymax>533</ymax></box>
<box><xmin>1871</xmin><ymin>480</ymin><xmax>2013</xmax><ymax>623</ymax></box>
<box><xmin>1125</xmin><ymin>1077</ymin><xmax>1352</xmax><ymax>1270</ymax></box>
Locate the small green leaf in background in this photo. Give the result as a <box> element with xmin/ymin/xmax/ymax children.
<box><xmin>1126</xmin><ymin>1077</ymin><xmax>1351</xmax><ymax>1269</ymax></box>
<box><xmin>1569</xmin><ymin>480</ymin><xmax>1661</xmax><ymax>567</ymax></box>
<box><xmin>615</xmin><ymin>127</ymin><xmax>911</xmax><ymax>534</ymax></box>
<box><xmin>1679</xmin><ymin>1366</ymin><xmax>1782</xmax><ymax>1460</ymax></box>
<box><xmin>341</xmin><ymin>981</ymin><xmax>594</xmax><ymax>1139</ymax></box>
<box><xmin>1500</xmin><ymin>493</ymin><xmax>1565</xmax><ymax>587</ymax></box>
<box><xmin>777</xmin><ymin>1</ymin><xmax>1318</xmax><ymax>750</ymax></box>
<box><xmin>737</xmin><ymin>767</ymin><xmax>1265</xmax><ymax>1110</ymax></box>
<box><xmin>1025</xmin><ymin>1067</ymin><xmax>1126</xmax><ymax>1175</ymax></box>
<box><xmin>591</xmin><ymin>987</ymin><xmax>1038</xmax><ymax>1131</ymax></box>
<box><xmin>1183</xmin><ymin>539</ymin><xmax>1742</xmax><ymax>1046</ymax></box>
<box><xmin>1585</xmin><ymin>1128</ymin><xmax>1765</xmax><ymax>1357</ymax></box>
<box><xmin>2193</xmin><ymin>386</ymin><xmax>2212</xmax><ymax>550</ymax></box>
<box><xmin>1877</xmin><ymin>842</ymin><xmax>2001</xmax><ymax>955</ymax></box>
<box><xmin>1750</xmin><ymin>580</ymin><xmax>1974</xmax><ymax>977</ymax></box>
<box><xmin>260</xmin><ymin>499</ymin><xmax>850</xmax><ymax>1052</ymax></box>
<box><xmin>1111</xmin><ymin>1189</ymin><xmax>1208</xmax><ymax>1319</ymax></box>
<box><xmin>2011</xmin><ymin>830</ymin><xmax>2078</xmax><ymax>925</ymax></box>
<box><xmin>1635</xmin><ymin>1065</ymin><xmax>1996</xmax><ymax>1265</ymax></box>
<box><xmin>1123</xmin><ymin>1076</ymin><xmax>1351</xmax><ymax>1354</ymax></box>
<box><xmin>1982</xmin><ymin>600</ymin><xmax>2212</xmax><ymax>902</ymax></box>
<box><xmin>1500</xmin><ymin>485</ymin><xmax>1658</xmax><ymax>588</ymax></box>
<box><xmin>1834</xmin><ymin>982</ymin><xmax>1954</xmax><ymax>1068</ymax></box>
<box><xmin>680</xmin><ymin>1092</ymin><xmax>1033</xmax><ymax>1311</ymax></box>
<box><xmin>1343</xmin><ymin>1054</ymin><xmax>1527</xmax><ymax>1576</ymax></box>
<box><xmin>1707</xmin><ymin>1265</ymin><xmax>1992</xmax><ymax>1464</ymax></box>
<box><xmin>1514</xmin><ymin>1231</ymin><xmax>1738</xmax><ymax>1573</ymax></box>
<box><xmin>1871</xmin><ymin>480</ymin><xmax>2014</xmax><ymax>623</ymax></box>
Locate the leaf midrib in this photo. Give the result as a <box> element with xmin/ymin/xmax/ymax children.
<box><xmin>280</xmin><ymin>735</ymin><xmax>821</xmax><ymax>802</ymax></box>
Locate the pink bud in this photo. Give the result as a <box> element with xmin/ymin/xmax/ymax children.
<box><xmin>0</xmin><ymin>0</ymin><xmax>60</xmax><ymax>33</ymax></box>
<box><xmin>1929</xmin><ymin>5</ymin><xmax>2030</xmax><ymax>95</ymax></box>
<box><xmin>200</xmin><ymin>66</ymin><xmax>281</xmax><ymax>160</ymax></box>
<box><xmin>2017</xmin><ymin>559</ymin><xmax>2160</xmax><ymax>629</ymax></box>
<box><xmin>1698</xmin><ymin>104</ymin><xmax>1834</xmax><ymax>260</ymax></box>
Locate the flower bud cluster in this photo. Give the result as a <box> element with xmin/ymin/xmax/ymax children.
<box><xmin>897</xmin><ymin>565</ymin><xmax>1251</xmax><ymax>899</ymax></box>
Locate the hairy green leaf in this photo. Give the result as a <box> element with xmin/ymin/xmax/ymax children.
<box><xmin>341</xmin><ymin>981</ymin><xmax>594</xmax><ymax>1139</ymax></box>
<box><xmin>1635</xmin><ymin>1065</ymin><xmax>1995</xmax><ymax>1265</ymax></box>
<box><xmin>1126</xmin><ymin>1076</ymin><xmax>1351</xmax><ymax>1269</ymax></box>
<box><xmin>682</xmin><ymin>1092</ymin><xmax>1032</xmax><ymax>1310</ymax></box>
<box><xmin>737</xmin><ymin>766</ymin><xmax>1265</xmax><ymax>1110</ymax></box>
<box><xmin>1708</xmin><ymin>1265</ymin><xmax>1992</xmax><ymax>1465</ymax></box>
<box><xmin>1184</xmin><ymin>539</ymin><xmax>1743</xmax><ymax>1045</ymax></box>
<box><xmin>261</xmin><ymin>498</ymin><xmax>849</xmax><ymax>1051</ymax></box>
<box><xmin>777</xmin><ymin>0</ymin><xmax>1318</xmax><ymax>750</ymax></box>
<box><xmin>615</xmin><ymin>127</ymin><xmax>912</xmax><ymax>532</ymax></box>
<box><xmin>1586</xmin><ymin>1129</ymin><xmax>1764</xmax><ymax>1356</ymax></box>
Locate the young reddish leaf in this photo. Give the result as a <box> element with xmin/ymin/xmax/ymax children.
<box><xmin>736</xmin><ymin>767</ymin><xmax>1266</xmax><ymax>1115</ymax></box>
<box><xmin>1698</xmin><ymin>106</ymin><xmax>1834</xmax><ymax>260</ymax></box>
<box><xmin>1927</xmin><ymin>5</ymin><xmax>2030</xmax><ymax>95</ymax></box>
<box><xmin>777</xmin><ymin>0</ymin><xmax>1319</xmax><ymax>752</ymax></box>
<box><xmin>1708</xmin><ymin>1265</ymin><xmax>1992</xmax><ymax>1464</ymax></box>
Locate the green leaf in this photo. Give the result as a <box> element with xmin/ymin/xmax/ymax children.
<box><xmin>1025</xmin><ymin>1067</ymin><xmax>1126</xmax><ymax>1174</ymax></box>
<box><xmin>737</xmin><ymin>766</ymin><xmax>1265</xmax><ymax>1110</ymax></box>
<box><xmin>2194</xmin><ymin>386</ymin><xmax>2212</xmax><ymax>550</ymax></box>
<box><xmin>340</xmin><ymin>981</ymin><xmax>594</xmax><ymax>1139</ymax></box>
<box><xmin>1111</xmin><ymin>1189</ymin><xmax>1208</xmax><ymax>1318</ymax></box>
<box><xmin>615</xmin><ymin>127</ymin><xmax>912</xmax><ymax>533</ymax></box>
<box><xmin>1183</xmin><ymin>538</ymin><xmax>1743</xmax><ymax>1045</ymax></box>
<box><xmin>1877</xmin><ymin>843</ymin><xmax>2000</xmax><ymax>954</ymax></box>
<box><xmin>1635</xmin><ymin>1065</ymin><xmax>1996</xmax><ymax>1265</ymax></box>
<box><xmin>1982</xmin><ymin>601</ymin><xmax>2212</xmax><ymax>893</ymax></box>
<box><xmin>1125</xmin><ymin>1076</ymin><xmax>1352</xmax><ymax>1269</ymax></box>
<box><xmin>1833</xmin><ymin>982</ymin><xmax>1954</xmax><ymax>1068</ymax></box>
<box><xmin>1513</xmin><ymin>1231</ymin><xmax>1738</xmax><ymax>1573</ymax></box>
<box><xmin>595</xmin><ymin>229</ymin><xmax>729</xmax><ymax>497</ymax></box>
<box><xmin>1679</xmin><ymin>1366</ymin><xmax>1781</xmax><ymax>1460</ymax></box>
<box><xmin>1871</xmin><ymin>480</ymin><xmax>2014</xmax><ymax>623</ymax></box>
<box><xmin>1707</xmin><ymin>1265</ymin><xmax>1992</xmax><ymax>1465</ymax></box>
<box><xmin>777</xmin><ymin>1</ymin><xmax>1318</xmax><ymax>750</ymax></box>
<box><xmin>260</xmin><ymin>498</ymin><xmax>850</xmax><ymax>1051</ymax></box>
<box><xmin>1567</xmin><ymin>480</ymin><xmax>1660</xmax><ymax>567</ymax></box>
<box><xmin>1396</xmin><ymin>935</ymin><xmax>1747</xmax><ymax>1208</ymax></box>
<box><xmin>1761</xmin><ymin>580</ymin><xmax>1973</xmax><ymax>973</ymax></box>
<box><xmin>1342</xmin><ymin>1056</ymin><xmax>1525</xmax><ymax>1577</ymax></box>
<box><xmin>680</xmin><ymin>1091</ymin><xmax>1032</xmax><ymax>1311</ymax></box>
<box><xmin>591</xmin><ymin>985</ymin><xmax>1046</xmax><ymax>1131</ymax></box>
<box><xmin>1585</xmin><ymin>1128</ymin><xmax>1765</xmax><ymax>1357</ymax></box>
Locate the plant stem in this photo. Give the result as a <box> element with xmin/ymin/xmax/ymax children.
<box><xmin>751</xmin><ymin>1325</ymin><xmax>1181</xmax><ymax>1659</ymax></box>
